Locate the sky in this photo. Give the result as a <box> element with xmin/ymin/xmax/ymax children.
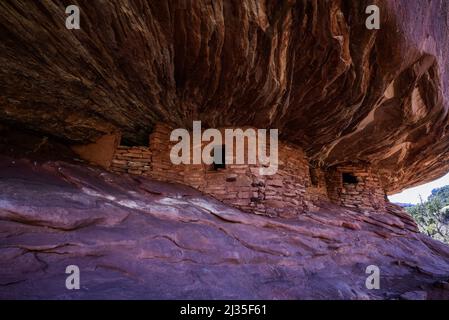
<box><xmin>388</xmin><ymin>172</ymin><xmax>449</xmax><ymax>204</ymax></box>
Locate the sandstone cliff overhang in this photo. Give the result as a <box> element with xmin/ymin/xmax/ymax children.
<box><xmin>1</xmin><ymin>0</ymin><xmax>449</xmax><ymax>194</ymax></box>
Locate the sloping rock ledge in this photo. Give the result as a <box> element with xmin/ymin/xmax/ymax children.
<box><xmin>1</xmin><ymin>156</ymin><xmax>449</xmax><ymax>299</ymax></box>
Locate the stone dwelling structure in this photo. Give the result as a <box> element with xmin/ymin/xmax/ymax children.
<box><xmin>72</xmin><ymin>123</ymin><xmax>388</xmax><ymax>217</ymax></box>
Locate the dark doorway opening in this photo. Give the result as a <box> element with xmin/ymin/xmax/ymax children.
<box><xmin>342</xmin><ymin>172</ymin><xmax>358</xmax><ymax>184</ymax></box>
<box><xmin>213</xmin><ymin>145</ymin><xmax>226</xmax><ymax>170</ymax></box>
<box><xmin>309</xmin><ymin>167</ymin><xmax>319</xmax><ymax>187</ymax></box>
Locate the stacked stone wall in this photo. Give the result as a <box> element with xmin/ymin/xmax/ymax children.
<box><xmin>326</xmin><ymin>164</ymin><xmax>387</xmax><ymax>211</ymax></box>
<box><xmin>110</xmin><ymin>124</ymin><xmax>388</xmax><ymax>216</ymax></box>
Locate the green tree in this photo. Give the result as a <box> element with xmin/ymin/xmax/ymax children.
<box><xmin>406</xmin><ymin>188</ymin><xmax>449</xmax><ymax>243</ymax></box>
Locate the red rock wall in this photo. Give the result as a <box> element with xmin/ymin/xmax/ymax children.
<box><xmin>305</xmin><ymin>166</ymin><xmax>329</xmax><ymax>211</ymax></box>
<box><xmin>148</xmin><ymin>125</ymin><xmax>186</xmax><ymax>184</ymax></box>
<box><xmin>110</xmin><ymin>124</ymin><xmax>388</xmax><ymax>216</ymax></box>
<box><xmin>72</xmin><ymin>133</ymin><xmax>121</xmax><ymax>168</ymax></box>
<box><xmin>326</xmin><ymin>164</ymin><xmax>387</xmax><ymax>212</ymax></box>
<box><xmin>110</xmin><ymin>124</ymin><xmax>311</xmax><ymax>217</ymax></box>
<box><xmin>3</xmin><ymin>1</ymin><xmax>449</xmax><ymax>197</ymax></box>
<box><xmin>200</xmin><ymin>142</ymin><xmax>310</xmax><ymax>217</ymax></box>
<box><xmin>110</xmin><ymin>146</ymin><xmax>152</xmax><ymax>175</ymax></box>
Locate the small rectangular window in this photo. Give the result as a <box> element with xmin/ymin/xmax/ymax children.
<box><xmin>342</xmin><ymin>172</ymin><xmax>358</xmax><ymax>184</ymax></box>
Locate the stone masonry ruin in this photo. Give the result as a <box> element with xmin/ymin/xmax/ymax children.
<box><xmin>72</xmin><ymin>123</ymin><xmax>391</xmax><ymax>218</ymax></box>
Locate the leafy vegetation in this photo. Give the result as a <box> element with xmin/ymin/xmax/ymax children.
<box><xmin>405</xmin><ymin>186</ymin><xmax>449</xmax><ymax>243</ymax></box>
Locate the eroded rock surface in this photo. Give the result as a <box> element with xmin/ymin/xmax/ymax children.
<box><xmin>1</xmin><ymin>0</ymin><xmax>449</xmax><ymax>193</ymax></box>
<box><xmin>1</xmin><ymin>156</ymin><xmax>449</xmax><ymax>299</ymax></box>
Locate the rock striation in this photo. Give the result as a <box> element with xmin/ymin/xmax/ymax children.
<box><xmin>1</xmin><ymin>0</ymin><xmax>449</xmax><ymax>193</ymax></box>
<box><xmin>0</xmin><ymin>156</ymin><xmax>449</xmax><ymax>299</ymax></box>
<box><xmin>1</xmin><ymin>0</ymin><xmax>449</xmax><ymax>300</ymax></box>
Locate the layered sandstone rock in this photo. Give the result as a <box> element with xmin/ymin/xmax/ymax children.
<box><xmin>0</xmin><ymin>156</ymin><xmax>448</xmax><ymax>299</ymax></box>
<box><xmin>1</xmin><ymin>0</ymin><xmax>449</xmax><ymax>300</ymax></box>
<box><xmin>1</xmin><ymin>0</ymin><xmax>449</xmax><ymax>194</ymax></box>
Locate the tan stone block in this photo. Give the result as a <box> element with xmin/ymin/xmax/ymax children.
<box><xmin>111</xmin><ymin>159</ymin><xmax>127</xmax><ymax>165</ymax></box>
<box><xmin>266</xmin><ymin>179</ymin><xmax>283</xmax><ymax>187</ymax></box>
<box><xmin>228</xmin><ymin>199</ymin><xmax>250</xmax><ymax>206</ymax></box>
<box><xmin>238</xmin><ymin>191</ymin><xmax>251</xmax><ymax>198</ymax></box>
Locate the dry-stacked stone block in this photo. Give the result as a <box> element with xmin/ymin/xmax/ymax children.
<box><xmin>148</xmin><ymin>124</ymin><xmax>185</xmax><ymax>184</ymax></box>
<box><xmin>110</xmin><ymin>146</ymin><xmax>152</xmax><ymax>175</ymax></box>
<box><xmin>110</xmin><ymin>123</ymin><xmax>389</xmax><ymax>217</ymax></box>
<box><xmin>326</xmin><ymin>164</ymin><xmax>387</xmax><ymax>212</ymax></box>
<box><xmin>305</xmin><ymin>166</ymin><xmax>329</xmax><ymax>211</ymax></box>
